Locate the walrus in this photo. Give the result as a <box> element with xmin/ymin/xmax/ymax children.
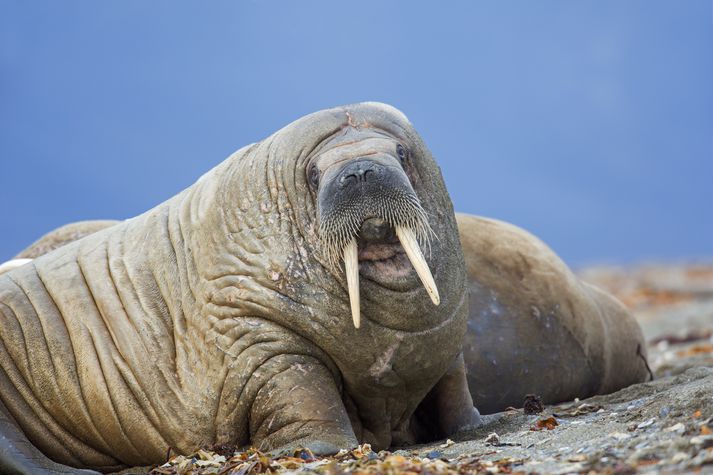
<box><xmin>5</xmin><ymin>216</ymin><xmax>651</xmax><ymax>415</ymax></box>
<box><xmin>0</xmin><ymin>103</ymin><xmax>480</xmax><ymax>474</ymax></box>
<box><xmin>0</xmin><ymin>103</ymin><xmax>649</xmax><ymax>474</ymax></box>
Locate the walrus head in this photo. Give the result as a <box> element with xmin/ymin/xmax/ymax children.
<box><xmin>308</xmin><ymin>126</ymin><xmax>438</xmax><ymax>328</ymax></box>
<box><xmin>198</xmin><ymin>101</ymin><xmax>466</xmax><ymax>345</ymax></box>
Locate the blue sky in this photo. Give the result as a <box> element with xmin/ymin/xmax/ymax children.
<box><xmin>1</xmin><ymin>1</ymin><xmax>711</xmax><ymax>265</ymax></box>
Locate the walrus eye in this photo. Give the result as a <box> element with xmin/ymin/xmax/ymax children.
<box><xmin>308</xmin><ymin>165</ymin><xmax>320</xmax><ymax>188</ymax></box>
<box><xmin>396</xmin><ymin>144</ymin><xmax>407</xmax><ymax>164</ymax></box>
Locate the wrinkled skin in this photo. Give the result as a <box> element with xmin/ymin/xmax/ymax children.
<box><xmin>0</xmin><ymin>103</ymin><xmax>478</xmax><ymax>474</ymax></box>
<box><xmin>9</xmin><ymin>215</ymin><xmax>651</xmax><ymax>417</ymax></box>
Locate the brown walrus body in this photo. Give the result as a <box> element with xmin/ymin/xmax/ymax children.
<box><xmin>7</xmin><ymin>215</ymin><xmax>649</xmax><ymax>418</ymax></box>
<box><xmin>456</xmin><ymin>214</ymin><xmax>648</xmax><ymax>414</ymax></box>
<box><xmin>0</xmin><ymin>103</ymin><xmax>479</xmax><ymax>474</ymax></box>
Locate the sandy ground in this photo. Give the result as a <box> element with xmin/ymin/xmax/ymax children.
<box><xmin>136</xmin><ymin>263</ymin><xmax>713</xmax><ymax>474</ymax></box>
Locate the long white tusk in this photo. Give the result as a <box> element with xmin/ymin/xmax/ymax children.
<box><xmin>0</xmin><ymin>258</ymin><xmax>32</xmax><ymax>276</ymax></box>
<box><xmin>395</xmin><ymin>226</ymin><xmax>440</xmax><ymax>305</ymax></box>
<box><xmin>343</xmin><ymin>239</ymin><xmax>361</xmax><ymax>328</ymax></box>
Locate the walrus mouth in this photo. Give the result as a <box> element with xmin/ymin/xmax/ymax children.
<box><xmin>342</xmin><ymin>220</ymin><xmax>439</xmax><ymax>329</ymax></box>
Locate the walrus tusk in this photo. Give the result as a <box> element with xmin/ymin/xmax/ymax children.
<box><xmin>343</xmin><ymin>239</ymin><xmax>361</xmax><ymax>328</ymax></box>
<box><xmin>0</xmin><ymin>258</ymin><xmax>32</xmax><ymax>276</ymax></box>
<box><xmin>395</xmin><ymin>226</ymin><xmax>440</xmax><ymax>305</ymax></box>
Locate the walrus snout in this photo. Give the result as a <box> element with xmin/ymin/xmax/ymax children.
<box><xmin>360</xmin><ymin>217</ymin><xmax>394</xmax><ymax>243</ymax></box>
<box><xmin>315</xmin><ymin>141</ymin><xmax>440</xmax><ymax>329</ymax></box>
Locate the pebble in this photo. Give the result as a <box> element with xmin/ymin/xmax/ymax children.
<box><xmin>664</xmin><ymin>422</ymin><xmax>686</xmax><ymax>434</ymax></box>
<box><xmin>484</xmin><ymin>432</ymin><xmax>500</xmax><ymax>445</ymax></box>
<box><xmin>659</xmin><ymin>406</ymin><xmax>672</xmax><ymax>417</ymax></box>
<box><xmin>690</xmin><ymin>435</ymin><xmax>713</xmax><ymax>448</ymax></box>
<box><xmin>626</xmin><ymin>400</ymin><xmax>644</xmax><ymax>411</ymax></box>
<box><xmin>637</xmin><ymin>417</ymin><xmax>656</xmax><ymax>429</ymax></box>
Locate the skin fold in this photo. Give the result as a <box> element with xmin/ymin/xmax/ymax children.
<box><xmin>0</xmin><ymin>103</ymin><xmax>478</xmax><ymax>474</ymax></box>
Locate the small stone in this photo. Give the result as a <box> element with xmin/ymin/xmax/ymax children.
<box><xmin>659</xmin><ymin>406</ymin><xmax>671</xmax><ymax>418</ymax></box>
<box><xmin>610</xmin><ymin>432</ymin><xmax>631</xmax><ymax>440</ymax></box>
<box><xmin>637</xmin><ymin>417</ymin><xmax>656</xmax><ymax>429</ymax></box>
<box><xmin>523</xmin><ymin>394</ymin><xmax>544</xmax><ymax>415</ymax></box>
<box><xmin>671</xmin><ymin>452</ymin><xmax>689</xmax><ymax>463</ymax></box>
<box><xmin>664</xmin><ymin>422</ymin><xmax>686</xmax><ymax>434</ymax></box>
<box><xmin>690</xmin><ymin>435</ymin><xmax>713</xmax><ymax>448</ymax></box>
<box><xmin>439</xmin><ymin>438</ymin><xmax>455</xmax><ymax>448</ymax></box>
<box><xmin>485</xmin><ymin>432</ymin><xmax>500</xmax><ymax>445</ymax></box>
<box><xmin>425</xmin><ymin>450</ymin><xmax>443</xmax><ymax>459</ymax></box>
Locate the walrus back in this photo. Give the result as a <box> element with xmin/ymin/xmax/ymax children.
<box><xmin>0</xmin><ymin>207</ymin><xmax>193</xmax><ymax>469</ymax></box>
<box><xmin>14</xmin><ymin>220</ymin><xmax>121</xmax><ymax>260</ymax></box>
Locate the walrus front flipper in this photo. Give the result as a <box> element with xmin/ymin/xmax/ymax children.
<box><xmin>249</xmin><ymin>355</ymin><xmax>358</xmax><ymax>455</ymax></box>
<box><xmin>411</xmin><ymin>353</ymin><xmax>483</xmax><ymax>442</ymax></box>
<box><xmin>0</xmin><ymin>402</ymin><xmax>97</xmax><ymax>475</ymax></box>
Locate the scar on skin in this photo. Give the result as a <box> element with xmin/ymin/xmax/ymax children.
<box><xmin>368</xmin><ymin>335</ymin><xmax>404</xmax><ymax>378</ymax></box>
<box><xmin>346</xmin><ymin>111</ymin><xmax>357</xmax><ymax>128</ymax></box>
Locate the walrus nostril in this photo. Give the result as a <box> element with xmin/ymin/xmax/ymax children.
<box><xmin>338</xmin><ymin>159</ymin><xmax>380</xmax><ymax>187</ymax></box>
